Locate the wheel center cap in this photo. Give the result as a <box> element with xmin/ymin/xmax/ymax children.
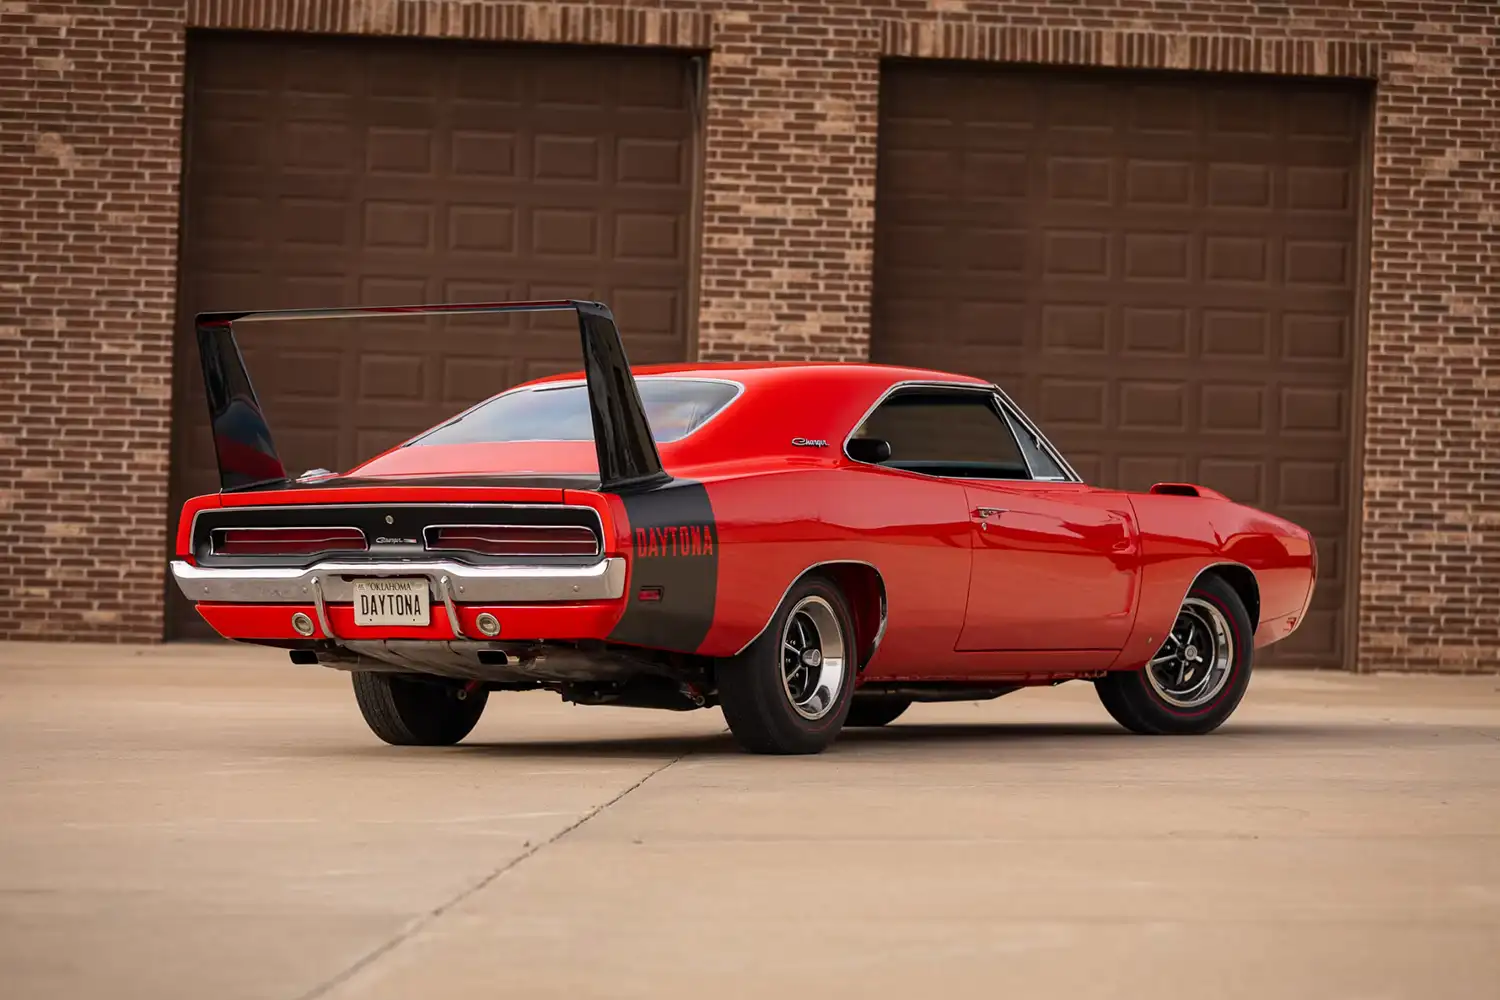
<box><xmin>1184</xmin><ymin>644</ymin><xmax>1199</xmax><ymax>661</ymax></box>
<box><xmin>800</xmin><ymin>648</ymin><xmax>823</xmax><ymax>669</ymax></box>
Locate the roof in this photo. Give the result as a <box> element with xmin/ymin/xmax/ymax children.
<box><xmin>345</xmin><ymin>360</ymin><xmax>996</xmax><ymax>482</ymax></box>
<box><xmin>526</xmin><ymin>360</ymin><xmax>991</xmax><ymax>391</ymax></box>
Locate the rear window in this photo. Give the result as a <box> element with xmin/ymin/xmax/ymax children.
<box><xmin>411</xmin><ymin>379</ymin><xmax>740</xmax><ymax>447</ymax></box>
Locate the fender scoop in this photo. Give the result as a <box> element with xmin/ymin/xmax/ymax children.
<box><xmin>1149</xmin><ymin>482</ymin><xmax>1229</xmax><ymax>500</ymax></box>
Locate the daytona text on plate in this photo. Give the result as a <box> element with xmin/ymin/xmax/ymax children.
<box><xmin>352</xmin><ymin>578</ymin><xmax>429</xmax><ymax>627</ymax></box>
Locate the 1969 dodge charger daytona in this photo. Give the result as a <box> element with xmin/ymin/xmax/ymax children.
<box><xmin>173</xmin><ymin>299</ymin><xmax>1317</xmax><ymax>755</ymax></box>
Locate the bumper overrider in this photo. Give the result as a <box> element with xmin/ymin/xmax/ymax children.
<box><xmin>170</xmin><ymin>557</ymin><xmax>628</xmax><ymax>642</ymax></box>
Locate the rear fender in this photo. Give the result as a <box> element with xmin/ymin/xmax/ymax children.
<box><xmin>728</xmin><ymin>560</ymin><xmax>888</xmax><ymax>668</ymax></box>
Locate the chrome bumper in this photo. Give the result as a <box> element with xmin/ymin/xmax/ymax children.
<box><xmin>169</xmin><ymin>557</ymin><xmax>628</xmax><ymax>605</ymax></box>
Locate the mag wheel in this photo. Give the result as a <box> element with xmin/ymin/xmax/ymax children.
<box><xmin>717</xmin><ymin>575</ymin><xmax>857</xmax><ymax>754</ymax></box>
<box><xmin>1095</xmin><ymin>573</ymin><xmax>1254</xmax><ymax>736</ymax></box>
<box><xmin>352</xmin><ymin>672</ymin><xmax>488</xmax><ymax>746</ymax></box>
<box><xmin>844</xmin><ymin>695</ymin><xmax>911</xmax><ymax>728</ymax></box>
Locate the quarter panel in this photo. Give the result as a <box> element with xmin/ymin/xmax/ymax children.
<box><xmin>694</xmin><ymin>469</ymin><xmax>829</xmax><ymax>657</ymax></box>
<box><xmin>605</xmin><ymin>480</ymin><xmax>720</xmax><ymax>653</ymax></box>
<box><xmin>693</xmin><ymin>466</ymin><xmax>974</xmax><ymax>672</ymax></box>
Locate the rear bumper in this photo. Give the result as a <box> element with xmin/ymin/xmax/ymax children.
<box><xmin>169</xmin><ymin>557</ymin><xmax>627</xmax><ymax>604</ymax></box>
<box><xmin>171</xmin><ymin>557</ymin><xmax>629</xmax><ymax>644</ymax></box>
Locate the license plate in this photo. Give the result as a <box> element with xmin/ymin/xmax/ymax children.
<box><xmin>352</xmin><ymin>578</ymin><xmax>430</xmax><ymax>627</ymax></box>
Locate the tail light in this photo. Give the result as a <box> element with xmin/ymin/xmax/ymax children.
<box><xmin>424</xmin><ymin>524</ymin><xmax>599</xmax><ymax>557</ymax></box>
<box><xmin>211</xmin><ymin>527</ymin><xmax>367</xmax><ymax>556</ymax></box>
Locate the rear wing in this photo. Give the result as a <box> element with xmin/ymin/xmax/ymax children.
<box><xmin>194</xmin><ymin>299</ymin><xmax>668</xmax><ymax>494</ymax></box>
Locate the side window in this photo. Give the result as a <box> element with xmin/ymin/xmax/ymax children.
<box><xmin>852</xmin><ymin>390</ymin><xmax>1032</xmax><ymax>480</ymax></box>
<box><xmin>999</xmin><ymin>407</ymin><xmax>1069</xmax><ymax>481</ymax></box>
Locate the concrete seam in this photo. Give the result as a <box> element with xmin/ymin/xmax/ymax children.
<box><xmin>291</xmin><ymin>753</ymin><xmax>686</xmax><ymax>1000</ymax></box>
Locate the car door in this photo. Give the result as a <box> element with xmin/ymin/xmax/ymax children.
<box><xmin>849</xmin><ymin>384</ymin><xmax>1142</xmax><ymax>656</ymax></box>
<box><xmin>950</xmin><ymin>396</ymin><xmax>1142</xmax><ymax>652</ymax></box>
<box><xmin>957</xmin><ymin>480</ymin><xmax>1142</xmax><ymax>652</ymax></box>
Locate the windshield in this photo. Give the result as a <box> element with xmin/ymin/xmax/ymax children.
<box><xmin>411</xmin><ymin>379</ymin><xmax>741</xmax><ymax>447</ymax></box>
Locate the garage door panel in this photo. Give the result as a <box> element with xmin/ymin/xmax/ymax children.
<box><xmin>874</xmin><ymin>63</ymin><xmax>1365</xmax><ymax>668</ymax></box>
<box><xmin>169</xmin><ymin>34</ymin><xmax>698</xmax><ymax>638</ymax></box>
<box><xmin>1283</xmin><ymin>312</ymin><xmax>1353</xmax><ymax>362</ymax></box>
<box><xmin>617</xmin><ymin>136</ymin><xmax>690</xmax><ymax>187</ymax></box>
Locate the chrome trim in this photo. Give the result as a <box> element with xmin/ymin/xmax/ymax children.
<box><xmin>841</xmin><ymin>379</ymin><xmax>989</xmax><ymax>466</ymax></box>
<box><xmin>1185</xmin><ymin>562</ymin><xmax>1253</xmax><ymax>612</ymax></box>
<box><xmin>1154</xmin><ymin>561</ymin><xmax>1263</xmax><ymax>641</ymax></box>
<box><xmin>989</xmin><ymin>384</ymin><xmax>1083</xmax><ymax>484</ymax></box>
<box><xmin>170</xmin><ymin>556</ymin><xmax>628</xmax><ymax>605</ymax></box>
<box><xmin>839</xmin><ymin>378</ymin><xmax>1082</xmax><ymax>485</ymax></box>
<box><xmin>731</xmin><ymin>560</ymin><xmax>888</xmax><ymax>661</ymax></box>
<box><xmin>190</xmin><ymin>503</ymin><xmax>607</xmax><ymax>560</ymax></box>
<box><xmin>995</xmin><ymin>395</ymin><xmax>1039</xmax><ymax>481</ymax></box>
<box><xmin>422</xmin><ymin>522</ymin><xmax>602</xmax><ymax>557</ymax></box>
<box><xmin>1146</xmin><ymin>596</ymin><xmax>1235</xmax><ymax>708</ymax></box>
<box><xmin>405</xmin><ymin>375</ymin><xmax>748</xmax><ymax>449</ymax></box>
<box><xmin>437</xmin><ymin>574</ymin><xmax>466</xmax><ymax>639</ymax></box>
<box><xmin>309</xmin><ymin>575</ymin><xmax>336</xmax><ymax>639</ymax></box>
<box><xmin>779</xmin><ymin>595</ymin><xmax>848</xmax><ymax>721</ymax></box>
<box><xmin>872</xmin><ymin>590</ymin><xmax>888</xmax><ymax>654</ymax></box>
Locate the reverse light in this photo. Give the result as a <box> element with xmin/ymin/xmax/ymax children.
<box><xmin>424</xmin><ymin>525</ymin><xmax>600</xmax><ymax>557</ymax></box>
<box><xmin>211</xmin><ymin>527</ymin><xmax>367</xmax><ymax>556</ymax></box>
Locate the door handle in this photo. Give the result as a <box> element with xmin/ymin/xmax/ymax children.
<box><xmin>972</xmin><ymin>507</ymin><xmax>1006</xmax><ymax>519</ymax></box>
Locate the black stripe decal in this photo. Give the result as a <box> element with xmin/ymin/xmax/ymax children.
<box><xmin>608</xmin><ymin>480</ymin><xmax>718</xmax><ymax>653</ymax></box>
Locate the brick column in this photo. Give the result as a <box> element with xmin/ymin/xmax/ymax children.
<box><xmin>0</xmin><ymin>2</ymin><xmax>186</xmax><ymax>640</ymax></box>
<box><xmin>696</xmin><ymin>4</ymin><xmax>881</xmax><ymax>362</ymax></box>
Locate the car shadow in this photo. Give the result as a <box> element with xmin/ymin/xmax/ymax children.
<box><xmin>432</xmin><ymin>717</ymin><xmax>1456</xmax><ymax>761</ymax></box>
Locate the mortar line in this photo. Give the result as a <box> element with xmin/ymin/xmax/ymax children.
<box><xmin>294</xmin><ymin>754</ymin><xmax>685</xmax><ymax>1000</ymax></box>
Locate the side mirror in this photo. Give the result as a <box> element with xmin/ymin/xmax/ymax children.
<box><xmin>846</xmin><ymin>437</ymin><xmax>892</xmax><ymax>464</ymax></box>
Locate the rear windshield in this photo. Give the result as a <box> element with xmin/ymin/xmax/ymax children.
<box><xmin>411</xmin><ymin>379</ymin><xmax>740</xmax><ymax>447</ymax></box>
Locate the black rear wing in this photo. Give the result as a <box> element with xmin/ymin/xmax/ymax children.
<box><xmin>195</xmin><ymin>299</ymin><xmax>669</xmax><ymax>494</ymax></box>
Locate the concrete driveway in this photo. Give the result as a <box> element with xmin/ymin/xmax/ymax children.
<box><xmin>1</xmin><ymin>640</ymin><xmax>1497</xmax><ymax>1000</ymax></box>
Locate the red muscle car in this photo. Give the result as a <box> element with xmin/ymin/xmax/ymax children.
<box><xmin>172</xmin><ymin>300</ymin><xmax>1317</xmax><ymax>754</ymax></box>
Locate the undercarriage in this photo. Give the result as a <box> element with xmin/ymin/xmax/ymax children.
<box><xmin>247</xmin><ymin>635</ymin><xmax>1090</xmax><ymax>714</ymax></box>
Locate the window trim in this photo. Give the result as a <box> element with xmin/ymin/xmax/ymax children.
<box><xmin>842</xmin><ymin>379</ymin><xmax>1083</xmax><ymax>485</ymax></box>
<box><xmin>404</xmin><ymin>375</ymin><xmax>747</xmax><ymax>449</ymax></box>
<box><xmin>840</xmin><ymin>379</ymin><xmax>1062</xmax><ymax>485</ymax></box>
<box><xmin>990</xmin><ymin>385</ymin><xmax>1081</xmax><ymax>483</ymax></box>
<box><xmin>995</xmin><ymin>400</ymin><xmax>1069</xmax><ymax>483</ymax></box>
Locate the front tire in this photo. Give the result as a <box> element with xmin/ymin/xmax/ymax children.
<box><xmin>352</xmin><ymin>672</ymin><xmax>488</xmax><ymax>746</ymax></box>
<box><xmin>717</xmin><ymin>575</ymin><xmax>858</xmax><ymax>754</ymax></box>
<box><xmin>1095</xmin><ymin>573</ymin><xmax>1253</xmax><ymax>736</ymax></box>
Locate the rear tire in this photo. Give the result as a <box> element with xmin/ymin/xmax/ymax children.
<box><xmin>1095</xmin><ymin>573</ymin><xmax>1253</xmax><ymax>736</ymax></box>
<box><xmin>352</xmin><ymin>672</ymin><xmax>488</xmax><ymax>746</ymax></box>
<box><xmin>844</xmin><ymin>695</ymin><xmax>911</xmax><ymax>728</ymax></box>
<box><xmin>717</xmin><ymin>575</ymin><xmax>858</xmax><ymax>755</ymax></box>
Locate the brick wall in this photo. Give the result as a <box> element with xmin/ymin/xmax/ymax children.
<box><xmin>0</xmin><ymin>2</ymin><xmax>184</xmax><ymax>640</ymax></box>
<box><xmin>1</xmin><ymin>0</ymin><xmax>1497</xmax><ymax>672</ymax></box>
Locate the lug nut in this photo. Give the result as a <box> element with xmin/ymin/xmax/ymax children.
<box><xmin>291</xmin><ymin>612</ymin><xmax>315</xmax><ymax>636</ymax></box>
<box><xmin>475</xmin><ymin>612</ymin><xmax>500</xmax><ymax>637</ymax></box>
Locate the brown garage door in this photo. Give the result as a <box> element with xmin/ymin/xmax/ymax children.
<box><xmin>167</xmin><ymin>32</ymin><xmax>700</xmax><ymax>638</ymax></box>
<box><xmin>872</xmin><ymin>63</ymin><xmax>1367</xmax><ymax>668</ymax></box>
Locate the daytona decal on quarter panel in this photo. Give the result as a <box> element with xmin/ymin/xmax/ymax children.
<box><xmin>609</xmin><ymin>481</ymin><xmax>718</xmax><ymax>653</ymax></box>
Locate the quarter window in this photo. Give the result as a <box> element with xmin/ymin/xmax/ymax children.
<box><xmin>851</xmin><ymin>389</ymin><xmax>1032</xmax><ymax>480</ymax></box>
<box><xmin>1000</xmin><ymin>406</ymin><xmax>1069</xmax><ymax>481</ymax></box>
